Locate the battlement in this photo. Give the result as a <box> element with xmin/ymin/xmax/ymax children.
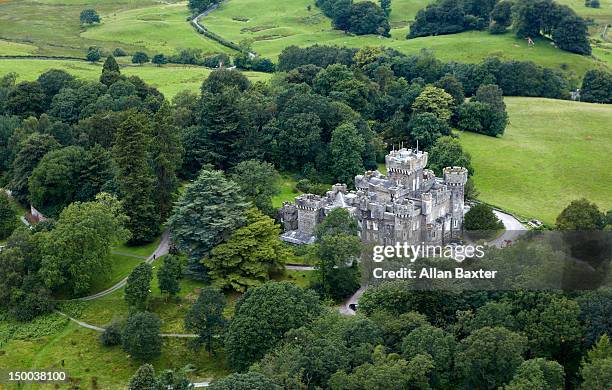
<box><xmin>393</xmin><ymin>199</ymin><xmax>418</xmax><ymax>218</ymax></box>
<box><xmin>385</xmin><ymin>148</ymin><xmax>428</xmax><ymax>174</ymax></box>
<box><xmin>443</xmin><ymin>166</ymin><xmax>468</xmax><ymax>186</ymax></box>
<box><xmin>295</xmin><ymin>194</ymin><xmax>326</xmax><ymax>211</ymax></box>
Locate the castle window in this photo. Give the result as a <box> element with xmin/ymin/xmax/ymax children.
<box><xmin>453</xmin><ymin>220</ymin><xmax>458</xmax><ymax>228</ymax></box>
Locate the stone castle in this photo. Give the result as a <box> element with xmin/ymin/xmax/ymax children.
<box><xmin>280</xmin><ymin>148</ymin><xmax>468</xmax><ymax>245</ymax></box>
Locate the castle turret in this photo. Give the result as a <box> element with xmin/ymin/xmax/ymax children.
<box><xmin>295</xmin><ymin>194</ymin><xmax>326</xmax><ymax>237</ymax></box>
<box><xmin>386</xmin><ymin>148</ymin><xmax>428</xmax><ymax>191</ymax></box>
<box><xmin>443</xmin><ymin>166</ymin><xmax>468</xmax><ymax>235</ymax></box>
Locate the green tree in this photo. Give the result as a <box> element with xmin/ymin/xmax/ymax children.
<box><xmin>401</xmin><ymin>324</ymin><xmax>457</xmax><ymax>388</ymax></box>
<box><xmin>0</xmin><ymin>192</ymin><xmax>17</xmax><ymax>239</ymax></box>
<box><xmin>505</xmin><ymin>358</ymin><xmax>565</xmax><ymax>390</ymax></box>
<box><xmin>209</xmin><ymin>372</ymin><xmax>281</xmax><ymax>390</ymax></box>
<box><xmin>577</xmin><ymin>289</ymin><xmax>612</xmax><ymax>346</ymax></box>
<box><xmin>86</xmin><ymin>46</ymin><xmax>101</xmax><ymax>62</ymax></box>
<box><xmin>349</xmin><ymin>2</ymin><xmax>391</xmax><ymax>36</ymax></box>
<box><xmin>412</xmin><ymin>86</ymin><xmax>454</xmax><ymax>123</ymax></box>
<box><xmin>225</xmin><ymin>282</ymin><xmax>323</xmax><ymax>371</ymax></box>
<box><xmin>168</xmin><ymin>169</ymin><xmax>248</xmax><ymax>279</ymax></box>
<box><xmin>552</xmin><ymin>15</ymin><xmax>591</xmax><ymax>55</ymax></box>
<box><xmin>329</xmin><ymin>122</ymin><xmax>365</xmax><ymax>185</ymax></box>
<box><xmin>229</xmin><ymin>159</ymin><xmax>279</xmax><ymax>217</ymax></box>
<box><xmin>127</xmin><ymin>364</ymin><xmax>158</xmax><ymax>390</ymax></box>
<box><xmin>276</xmin><ymin>112</ymin><xmax>322</xmax><ymax>171</ymax></box>
<box><xmin>184</xmin><ymin>287</ymin><xmax>226</xmax><ymax>355</ymax></box>
<box><xmin>205</xmin><ymin>208</ymin><xmax>287</xmax><ymax>292</ymax></box>
<box><xmin>80</xmin><ymin>9</ymin><xmax>100</xmax><ymax>24</ymax></box>
<box><xmin>28</xmin><ymin>146</ymin><xmax>88</xmax><ymax>217</ymax></box>
<box><xmin>581</xmin><ymin>70</ymin><xmax>612</xmax><ymax>104</ymax></box>
<box><xmin>37</xmin><ymin>69</ymin><xmax>75</xmax><ymax>106</ymax></box>
<box><xmin>490</xmin><ymin>0</ymin><xmax>513</xmax><ymax>33</ymax></box>
<box><xmin>408</xmin><ymin>112</ymin><xmax>449</xmax><ymax>149</ymax></box>
<box><xmin>556</xmin><ymin>198</ymin><xmax>606</xmax><ymax>230</ymax></box>
<box><xmin>579</xmin><ymin>334</ymin><xmax>612</xmax><ymax>390</ymax></box>
<box><xmin>427</xmin><ymin>136</ymin><xmax>473</xmax><ymax>176</ymax></box>
<box><xmin>102</xmin><ymin>55</ymin><xmax>120</xmax><ymax>73</ymax></box>
<box><xmin>152</xmin><ymin>54</ymin><xmax>167</xmax><ymax>66</ymax></box>
<box><xmin>100</xmin><ymin>321</ymin><xmax>122</xmax><ymax>346</ymax></box>
<box><xmin>473</xmin><ymin>84</ymin><xmax>506</xmax><ymax>112</ymax></box>
<box><xmin>188</xmin><ymin>0</ymin><xmax>219</xmax><ymax>14</ymax></box>
<box><xmin>125</xmin><ymin>263</ymin><xmax>153</xmax><ymax>311</ymax></box>
<box><xmin>464</xmin><ymin>203</ymin><xmax>503</xmax><ymax>232</ymax></box>
<box><xmin>132</xmin><ymin>52</ymin><xmax>150</xmax><ymax>65</ymax></box>
<box><xmin>122</xmin><ymin>312</ymin><xmax>162</xmax><ymax>361</ymax></box>
<box><xmin>39</xmin><ymin>197</ymin><xmax>129</xmax><ymax>295</ymax></box>
<box><xmin>380</xmin><ymin>0</ymin><xmax>391</xmax><ymax>16</ymax></box>
<box><xmin>151</xmin><ymin>103</ymin><xmax>183</xmax><ymax>221</ymax></box>
<box><xmin>113</xmin><ymin>111</ymin><xmax>159</xmax><ymax>244</ymax></box>
<box><xmin>434</xmin><ymin>74</ymin><xmax>465</xmax><ymax>106</ymax></box>
<box><xmin>100</xmin><ymin>56</ymin><xmax>121</xmax><ymax>86</ymax></box>
<box><xmin>157</xmin><ymin>255</ymin><xmax>182</xmax><ymax>298</ymax></box>
<box><xmin>6</xmin><ymin>81</ymin><xmax>46</xmax><ymax>118</ymax></box>
<box><xmin>315</xmin><ymin>207</ymin><xmax>359</xmax><ymax>240</ymax></box>
<box><xmin>456</xmin><ymin>327</ymin><xmax>527</xmax><ymax>390</ymax></box>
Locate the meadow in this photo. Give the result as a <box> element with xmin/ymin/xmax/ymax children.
<box><xmin>0</xmin><ymin>59</ymin><xmax>271</xmax><ymax>98</ymax></box>
<box><xmin>459</xmin><ymin>97</ymin><xmax>612</xmax><ymax>224</ymax></box>
<box><xmin>201</xmin><ymin>0</ymin><xmax>609</xmax><ymax>78</ymax></box>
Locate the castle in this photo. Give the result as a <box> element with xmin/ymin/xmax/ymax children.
<box><xmin>280</xmin><ymin>148</ymin><xmax>468</xmax><ymax>246</ymax></box>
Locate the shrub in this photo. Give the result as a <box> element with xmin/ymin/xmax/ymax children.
<box><xmin>100</xmin><ymin>321</ymin><xmax>122</xmax><ymax>346</ymax></box>
<box><xmin>464</xmin><ymin>203</ymin><xmax>503</xmax><ymax>235</ymax></box>
<box><xmin>113</xmin><ymin>48</ymin><xmax>127</xmax><ymax>57</ymax></box>
<box><xmin>132</xmin><ymin>52</ymin><xmax>150</xmax><ymax>65</ymax></box>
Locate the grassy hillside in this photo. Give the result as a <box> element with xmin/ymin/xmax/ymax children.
<box><xmin>202</xmin><ymin>0</ymin><xmax>606</xmax><ymax>78</ymax></box>
<box><xmin>0</xmin><ymin>59</ymin><xmax>271</xmax><ymax>98</ymax></box>
<box><xmin>458</xmin><ymin>97</ymin><xmax>612</xmax><ymax>224</ymax></box>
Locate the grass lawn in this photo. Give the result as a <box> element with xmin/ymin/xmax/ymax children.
<box><xmin>85</xmin><ymin>253</ymin><xmax>144</xmax><ymax>295</ymax></box>
<box><xmin>271</xmin><ymin>173</ymin><xmax>302</xmax><ymax>208</ymax></box>
<box><xmin>202</xmin><ymin>0</ymin><xmax>605</xmax><ymax>79</ymax></box>
<box><xmin>81</xmin><ymin>2</ymin><xmax>233</xmax><ymax>55</ymax></box>
<box><xmin>0</xmin><ymin>59</ymin><xmax>271</xmax><ymax>98</ymax></box>
<box><xmin>0</xmin><ymin>321</ymin><xmax>228</xmax><ymax>389</ymax></box>
<box><xmin>458</xmin><ymin>97</ymin><xmax>612</xmax><ymax>225</ymax></box>
<box><xmin>275</xmin><ymin>269</ymin><xmax>315</xmax><ymax>289</ymax></box>
<box><xmin>113</xmin><ymin>236</ymin><xmax>161</xmax><ymax>258</ymax></box>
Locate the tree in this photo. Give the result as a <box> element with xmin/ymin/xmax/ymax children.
<box><xmin>457</xmin><ymin>101</ymin><xmax>507</xmax><ymax>136</ymax></box>
<box><xmin>505</xmin><ymin>358</ymin><xmax>565</xmax><ymax>390</ymax></box>
<box><xmin>86</xmin><ymin>46</ymin><xmax>101</xmax><ymax>62</ymax></box>
<box><xmin>168</xmin><ymin>169</ymin><xmax>248</xmax><ymax>279</ymax></box>
<box><xmin>113</xmin><ymin>111</ymin><xmax>159</xmax><ymax>244</ymax></box>
<box><xmin>315</xmin><ymin>207</ymin><xmax>359</xmax><ymax>240</ymax></box>
<box><xmin>37</xmin><ymin>69</ymin><xmax>75</xmax><ymax>106</ymax></box>
<box><xmin>412</xmin><ymin>86</ymin><xmax>454</xmax><ymax>123</ymax></box>
<box><xmin>579</xmin><ymin>335</ymin><xmax>612</xmax><ymax>390</ymax></box>
<box><xmin>10</xmin><ymin>133</ymin><xmax>60</xmax><ymax>204</ymax></box>
<box><xmin>100</xmin><ymin>56</ymin><xmax>121</xmax><ymax>86</ymax></box>
<box><xmin>577</xmin><ymin>289</ymin><xmax>612</xmax><ymax>347</ymax></box>
<box><xmin>125</xmin><ymin>263</ymin><xmax>153</xmax><ymax>310</ymax></box>
<box><xmin>152</xmin><ymin>54</ymin><xmax>167</xmax><ymax>66</ymax></box>
<box><xmin>552</xmin><ymin>15</ymin><xmax>591</xmax><ymax>55</ymax></box>
<box><xmin>205</xmin><ymin>208</ymin><xmax>287</xmax><ymax>292</ymax></box>
<box><xmin>132</xmin><ymin>52</ymin><xmax>150</xmax><ymax>65</ymax></box>
<box><xmin>456</xmin><ymin>327</ymin><xmax>527</xmax><ymax>389</ymax></box>
<box><xmin>490</xmin><ymin>0</ymin><xmax>513</xmax><ymax>33</ymax></box>
<box><xmin>28</xmin><ymin>146</ymin><xmax>88</xmax><ymax>217</ymax></box>
<box><xmin>329</xmin><ymin>122</ymin><xmax>365</xmax><ymax>185</ymax></box>
<box><xmin>151</xmin><ymin>103</ymin><xmax>183</xmax><ymax>221</ymax></box>
<box><xmin>401</xmin><ymin>324</ymin><xmax>457</xmax><ymax>388</ymax></box>
<box><xmin>408</xmin><ymin>112</ymin><xmax>449</xmax><ymax>149</ymax></box>
<box><xmin>276</xmin><ymin>112</ymin><xmax>322</xmax><ymax>171</ymax></box>
<box><xmin>464</xmin><ymin>203</ymin><xmax>503</xmax><ymax>235</ymax></box>
<box><xmin>229</xmin><ymin>159</ymin><xmax>279</xmax><ymax>217</ymax></box>
<box><xmin>0</xmin><ymin>192</ymin><xmax>17</xmax><ymax>239</ymax></box>
<box><xmin>380</xmin><ymin>0</ymin><xmax>391</xmax><ymax>16</ymax></box>
<box><xmin>157</xmin><ymin>255</ymin><xmax>182</xmax><ymax>298</ymax></box>
<box><xmin>427</xmin><ymin>136</ymin><xmax>473</xmax><ymax>176</ymax></box>
<box><xmin>349</xmin><ymin>2</ymin><xmax>391</xmax><ymax>36</ymax></box>
<box><xmin>80</xmin><ymin>9</ymin><xmax>100</xmax><ymax>24</ymax></box>
<box><xmin>225</xmin><ymin>282</ymin><xmax>323</xmax><ymax>371</ymax></box>
<box><xmin>201</xmin><ymin>68</ymin><xmax>251</xmax><ymax>95</ymax></box>
<box><xmin>39</xmin><ymin>197</ymin><xmax>130</xmax><ymax>295</ymax></box>
<box><xmin>6</xmin><ymin>81</ymin><xmax>46</xmax><ymax>118</ymax></box>
<box><xmin>473</xmin><ymin>84</ymin><xmax>505</xmax><ymax>112</ymax></box>
<box><xmin>188</xmin><ymin>0</ymin><xmax>220</xmax><ymax>15</ymax></box>
<box><xmin>128</xmin><ymin>364</ymin><xmax>158</xmax><ymax>390</ymax></box>
<box><xmin>581</xmin><ymin>70</ymin><xmax>612</xmax><ymax>104</ymax></box>
<box><xmin>556</xmin><ymin>198</ymin><xmax>606</xmax><ymax>230</ymax></box>
<box><xmin>184</xmin><ymin>287</ymin><xmax>226</xmax><ymax>355</ymax></box>
<box><xmin>434</xmin><ymin>74</ymin><xmax>465</xmax><ymax>106</ymax></box>
<box><xmin>122</xmin><ymin>312</ymin><xmax>162</xmax><ymax>361</ymax></box>
<box><xmin>209</xmin><ymin>372</ymin><xmax>281</xmax><ymax>390</ymax></box>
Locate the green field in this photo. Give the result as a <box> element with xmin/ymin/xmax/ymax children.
<box><xmin>459</xmin><ymin>97</ymin><xmax>612</xmax><ymax>224</ymax></box>
<box><xmin>0</xmin><ymin>59</ymin><xmax>271</xmax><ymax>98</ymax></box>
<box><xmin>201</xmin><ymin>0</ymin><xmax>608</xmax><ymax>78</ymax></box>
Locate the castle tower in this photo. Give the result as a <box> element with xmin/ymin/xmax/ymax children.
<box><xmin>443</xmin><ymin>166</ymin><xmax>468</xmax><ymax>236</ymax></box>
<box><xmin>386</xmin><ymin>148</ymin><xmax>428</xmax><ymax>192</ymax></box>
<box><xmin>295</xmin><ymin>194</ymin><xmax>326</xmax><ymax>237</ymax></box>
<box><xmin>393</xmin><ymin>199</ymin><xmax>417</xmax><ymax>244</ymax></box>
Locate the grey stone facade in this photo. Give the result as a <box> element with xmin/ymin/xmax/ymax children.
<box><xmin>280</xmin><ymin>148</ymin><xmax>468</xmax><ymax>245</ymax></box>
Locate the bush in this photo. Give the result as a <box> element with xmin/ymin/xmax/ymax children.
<box><xmin>100</xmin><ymin>321</ymin><xmax>122</xmax><ymax>346</ymax></box>
<box><xmin>151</xmin><ymin>54</ymin><xmax>167</xmax><ymax>65</ymax></box>
<box><xmin>122</xmin><ymin>312</ymin><xmax>162</xmax><ymax>361</ymax></box>
<box><xmin>113</xmin><ymin>48</ymin><xmax>127</xmax><ymax>57</ymax></box>
<box><xmin>295</xmin><ymin>179</ymin><xmax>330</xmax><ymax>196</ymax></box>
<box><xmin>0</xmin><ymin>192</ymin><xmax>17</xmax><ymax>239</ymax></box>
<box><xmin>201</xmin><ymin>53</ymin><xmax>231</xmax><ymax>68</ymax></box>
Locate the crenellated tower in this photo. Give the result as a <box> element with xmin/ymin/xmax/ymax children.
<box><xmin>443</xmin><ymin>166</ymin><xmax>468</xmax><ymax>236</ymax></box>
